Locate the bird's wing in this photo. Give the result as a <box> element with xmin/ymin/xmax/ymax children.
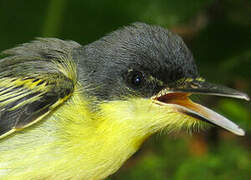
<box><xmin>0</xmin><ymin>38</ymin><xmax>81</xmax><ymax>139</ymax></box>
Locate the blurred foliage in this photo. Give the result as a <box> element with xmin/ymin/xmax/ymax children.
<box><xmin>112</xmin><ymin>137</ymin><xmax>251</xmax><ymax>180</ymax></box>
<box><xmin>0</xmin><ymin>0</ymin><xmax>250</xmax><ymax>179</ymax></box>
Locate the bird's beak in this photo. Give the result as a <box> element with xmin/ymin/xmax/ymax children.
<box><xmin>151</xmin><ymin>78</ymin><xmax>249</xmax><ymax>136</ymax></box>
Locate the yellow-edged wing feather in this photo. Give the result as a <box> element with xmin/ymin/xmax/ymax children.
<box><xmin>0</xmin><ymin>38</ymin><xmax>80</xmax><ymax>138</ymax></box>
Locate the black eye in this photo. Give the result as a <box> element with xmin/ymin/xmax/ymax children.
<box><xmin>132</xmin><ymin>73</ymin><xmax>142</xmax><ymax>86</ymax></box>
<box><xmin>127</xmin><ymin>70</ymin><xmax>144</xmax><ymax>88</ymax></box>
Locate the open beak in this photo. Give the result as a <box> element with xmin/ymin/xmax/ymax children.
<box><xmin>151</xmin><ymin>78</ymin><xmax>250</xmax><ymax>136</ymax></box>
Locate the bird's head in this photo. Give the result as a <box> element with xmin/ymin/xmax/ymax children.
<box><xmin>74</xmin><ymin>23</ymin><xmax>249</xmax><ymax>137</ymax></box>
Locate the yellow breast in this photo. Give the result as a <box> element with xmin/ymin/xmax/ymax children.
<box><xmin>0</xmin><ymin>88</ymin><xmax>146</xmax><ymax>180</ymax></box>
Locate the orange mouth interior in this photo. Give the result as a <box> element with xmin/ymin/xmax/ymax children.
<box><xmin>151</xmin><ymin>91</ymin><xmax>245</xmax><ymax>136</ymax></box>
<box><xmin>152</xmin><ymin>92</ymin><xmax>210</xmax><ymax>121</ymax></box>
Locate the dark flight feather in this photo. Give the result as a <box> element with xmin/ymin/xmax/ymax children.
<box><xmin>0</xmin><ymin>38</ymin><xmax>80</xmax><ymax>138</ymax></box>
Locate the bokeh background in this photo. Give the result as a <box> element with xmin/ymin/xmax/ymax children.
<box><xmin>0</xmin><ymin>0</ymin><xmax>250</xmax><ymax>179</ymax></box>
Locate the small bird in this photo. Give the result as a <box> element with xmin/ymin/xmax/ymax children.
<box><xmin>0</xmin><ymin>22</ymin><xmax>249</xmax><ymax>180</ymax></box>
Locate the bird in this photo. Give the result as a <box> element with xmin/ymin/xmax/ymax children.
<box><xmin>0</xmin><ymin>22</ymin><xmax>249</xmax><ymax>180</ymax></box>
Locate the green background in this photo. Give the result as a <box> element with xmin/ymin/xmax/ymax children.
<box><xmin>0</xmin><ymin>0</ymin><xmax>250</xmax><ymax>179</ymax></box>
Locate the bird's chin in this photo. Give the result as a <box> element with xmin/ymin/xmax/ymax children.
<box><xmin>151</xmin><ymin>80</ymin><xmax>249</xmax><ymax>136</ymax></box>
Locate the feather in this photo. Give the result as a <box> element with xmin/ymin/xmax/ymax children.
<box><xmin>0</xmin><ymin>38</ymin><xmax>80</xmax><ymax>138</ymax></box>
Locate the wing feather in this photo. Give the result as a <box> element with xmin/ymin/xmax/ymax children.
<box><xmin>0</xmin><ymin>38</ymin><xmax>81</xmax><ymax>138</ymax></box>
